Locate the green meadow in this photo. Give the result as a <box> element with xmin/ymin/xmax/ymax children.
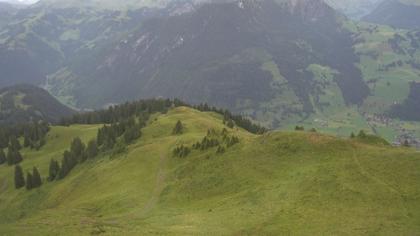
<box><xmin>0</xmin><ymin>107</ymin><xmax>419</xmax><ymax>235</ymax></box>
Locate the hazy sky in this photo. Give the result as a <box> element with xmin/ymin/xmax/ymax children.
<box><xmin>0</xmin><ymin>0</ymin><xmax>39</xmax><ymax>4</ymax></box>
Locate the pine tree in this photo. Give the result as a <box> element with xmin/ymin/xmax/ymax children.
<box><xmin>358</xmin><ymin>130</ymin><xmax>367</xmax><ymax>138</ymax></box>
<box><xmin>57</xmin><ymin>154</ymin><xmax>69</xmax><ymax>180</ymax></box>
<box><xmin>7</xmin><ymin>149</ymin><xmax>23</xmax><ymax>165</ymax></box>
<box><xmin>23</xmin><ymin>133</ymin><xmax>31</xmax><ymax>148</ymax></box>
<box><xmin>70</xmin><ymin>137</ymin><xmax>85</xmax><ymax>158</ymax></box>
<box><xmin>0</xmin><ymin>149</ymin><xmax>5</xmax><ymax>165</ymax></box>
<box><xmin>48</xmin><ymin>159</ymin><xmax>60</xmax><ymax>181</ymax></box>
<box><xmin>86</xmin><ymin>140</ymin><xmax>99</xmax><ymax>159</ymax></box>
<box><xmin>32</xmin><ymin>167</ymin><xmax>42</xmax><ymax>188</ymax></box>
<box><xmin>172</xmin><ymin>120</ymin><xmax>184</xmax><ymax>135</ymax></box>
<box><xmin>14</xmin><ymin>150</ymin><xmax>23</xmax><ymax>164</ymax></box>
<box><xmin>6</xmin><ymin>148</ymin><xmax>14</xmax><ymax>166</ymax></box>
<box><xmin>26</xmin><ymin>172</ymin><xmax>33</xmax><ymax>190</ymax></box>
<box><xmin>9</xmin><ymin>136</ymin><xmax>21</xmax><ymax>150</ymax></box>
<box><xmin>124</xmin><ymin>126</ymin><xmax>141</xmax><ymax>144</ymax></box>
<box><xmin>295</xmin><ymin>126</ymin><xmax>304</xmax><ymax>131</ymax></box>
<box><xmin>14</xmin><ymin>165</ymin><xmax>25</xmax><ymax>189</ymax></box>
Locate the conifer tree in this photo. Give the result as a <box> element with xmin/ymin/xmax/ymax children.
<box><xmin>57</xmin><ymin>155</ymin><xmax>69</xmax><ymax>180</ymax></box>
<box><xmin>15</xmin><ymin>150</ymin><xmax>23</xmax><ymax>164</ymax></box>
<box><xmin>70</xmin><ymin>137</ymin><xmax>85</xmax><ymax>158</ymax></box>
<box><xmin>358</xmin><ymin>130</ymin><xmax>367</xmax><ymax>138</ymax></box>
<box><xmin>124</xmin><ymin>126</ymin><xmax>141</xmax><ymax>144</ymax></box>
<box><xmin>86</xmin><ymin>140</ymin><xmax>99</xmax><ymax>159</ymax></box>
<box><xmin>32</xmin><ymin>167</ymin><xmax>42</xmax><ymax>188</ymax></box>
<box><xmin>48</xmin><ymin>159</ymin><xmax>60</xmax><ymax>181</ymax></box>
<box><xmin>23</xmin><ymin>133</ymin><xmax>31</xmax><ymax>148</ymax></box>
<box><xmin>6</xmin><ymin>147</ymin><xmax>14</xmax><ymax>166</ymax></box>
<box><xmin>14</xmin><ymin>165</ymin><xmax>25</xmax><ymax>189</ymax></box>
<box><xmin>26</xmin><ymin>172</ymin><xmax>33</xmax><ymax>190</ymax></box>
<box><xmin>9</xmin><ymin>136</ymin><xmax>21</xmax><ymax>150</ymax></box>
<box><xmin>226</xmin><ymin>119</ymin><xmax>235</xmax><ymax>129</ymax></box>
<box><xmin>0</xmin><ymin>149</ymin><xmax>5</xmax><ymax>165</ymax></box>
<box><xmin>7</xmin><ymin>149</ymin><xmax>23</xmax><ymax>165</ymax></box>
<box><xmin>172</xmin><ymin>120</ymin><xmax>184</xmax><ymax>135</ymax></box>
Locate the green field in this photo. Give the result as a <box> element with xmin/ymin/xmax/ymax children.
<box><xmin>0</xmin><ymin>107</ymin><xmax>420</xmax><ymax>235</ymax></box>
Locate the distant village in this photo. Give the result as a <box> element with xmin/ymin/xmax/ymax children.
<box><xmin>365</xmin><ymin>114</ymin><xmax>420</xmax><ymax>149</ymax></box>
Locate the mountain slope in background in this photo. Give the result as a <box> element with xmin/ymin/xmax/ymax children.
<box><xmin>0</xmin><ymin>107</ymin><xmax>419</xmax><ymax>235</ymax></box>
<box><xmin>48</xmin><ymin>0</ymin><xmax>369</xmax><ymax>121</ymax></box>
<box><xmin>363</xmin><ymin>0</ymin><xmax>420</xmax><ymax>30</ymax></box>
<box><xmin>325</xmin><ymin>0</ymin><xmax>383</xmax><ymax>19</ymax></box>
<box><xmin>0</xmin><ymin>84</ymin><xmax>75</xmax><ymax>123</ymax></box>
<box><xmin>1</xmin><ymin>0</ymin><xmax>420</xmax><ymax>143</ymax></box>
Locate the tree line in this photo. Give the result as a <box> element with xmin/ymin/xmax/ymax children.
<box><xmin>60</xmin><ymin>99</ymin><xmax>266</xmax><ymax>135</ymax></box>
<box><xmin>0</xmin><ymin>121</ymin><xmax>49</xmax><ymax>167</ymax></box>
<box><xmin>0</xmin><ymin>121</ymin><xmax>49</xmax><ymax>150</ymax></box>
<box><xmin>47</xmin><ymin>115</ymin><xmax>147</xmax><ymax>181</ymax></box>
<box><xmin>173</xmin><ymin>125</ymin><xmax>240</xmax><ymax>158</ymax></box>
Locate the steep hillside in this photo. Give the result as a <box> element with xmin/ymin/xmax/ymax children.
<box><xmin>0</xmin><ymin>84</ymin><xmax>75</xmax><ymax>124</ymax></box>
<box><xmin>363</xmin><ymin>0</ymin><xmax>420</xmax><ymax>30</ymax></box>
<box><xmin>0</xmin><ymin>0</ymin><xmax>191</xmax><ymax>88</ymax></box>
<box><xmin>49</xmin><ymin>0</ymin><xmax>368</xmax><ymax>119</ymax></box>
<box><xmin>0</xmin><ymin>106</ymin><xmax>419</xmax><ymax>235</ymax></box>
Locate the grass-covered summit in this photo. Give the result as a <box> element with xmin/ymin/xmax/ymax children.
<box><xmin>0</xmin><ymin>105</ymin><xmax>419</xmax><ymax>235</ymax></box>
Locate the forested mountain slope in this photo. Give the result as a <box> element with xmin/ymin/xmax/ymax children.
<box><xmin>0</xmin><ymin>84</ymin><xmax>75</xmax><ymax>124</ymax></box>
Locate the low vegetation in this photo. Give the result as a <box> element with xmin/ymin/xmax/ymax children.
<box><xmin>0</xmin><ymin>102</ymin><xmax>419</xmax><ymax>235</ymax></box>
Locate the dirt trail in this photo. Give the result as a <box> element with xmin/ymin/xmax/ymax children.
<box><xmin>138</xmin><ymin>153</ymin><xmax>168</xmax><ymax>217</ymax></box>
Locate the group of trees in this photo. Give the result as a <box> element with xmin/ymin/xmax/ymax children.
<box><xmin>0</xmin><ymin>121</ymin><xmax>49</xmax><ymax>149</ymax></box>
<box><xmin>0</xmin><ymin>121</ymin><xmax>49</xmax><ymax>167</ymax></box>
<box><xmin>22</xmin><ymin>121</ymin><xmax>49</xmax><ymax>150</ymax></box>
<box><xmin>97</xmin><ymin>116</ymin><xmax>143</xmax><ymax>151</ymax></box>
<box><xmin>0</xmin><ymin>136</ymin><xmax>23</xmax><ymax>166</ymax></box>
<box><xmin>174</xmin><ymin>128</ymin><xmax>240</xmax><ymax>158</ymax></box>
<box><xmin>173</xmin><ymin>145</ymin><xmax>191</xmax><ymax>158</ymax></box>
<box><xmin>50</xmin><ymin>114</ymin><xmax>144</xmax><ymax>181</ymax></box>
<box><xmin>59</xmin><ymin>99</ymin><xmax>176</xmax><ymax>126</ymax></box>
<box><xmin>9</xmin><ymin>99</ymin><xmax>265</xmax><ymax>185</ymax></box>
<box><xmin>60</xmin><ymin>99</ymin><xmax>266</xmax><ymax>135</ymax></box>
<box><xmin>14</xmin><ymin>165</ymin><xmax>42</xmax><ymax>190</ymax></box>
<box><xmin>193</xmin><ymin>103</ymin><xmax>266</xmax><ymax>134</ymax></box>
<box><xmin>47</xmin><ymin>137</ymin><xmax>99</xmax><ymax>181</ymax></box>
<box><xmin>6</xmin><ymin>147</ymin><xmax>23</xmax><ymax>166</ymax></box>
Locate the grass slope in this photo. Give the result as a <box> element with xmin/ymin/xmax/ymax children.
<box><xmin>0</xmin><ymin>107</ymin><xmax>419</xmax><ymax>235</ymax></box>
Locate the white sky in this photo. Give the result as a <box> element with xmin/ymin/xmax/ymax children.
<box><xmin>0</xmin><ymin>0</ymin><xmax>40</xmax><ymax>4</ymax></box>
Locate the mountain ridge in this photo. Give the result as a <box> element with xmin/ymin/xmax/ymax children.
<box><xmin>0</xmin><ymin>84</ymin><xmax>75</xmax><ymax>124</ymax></box>
<box><xmin>363</xmin><ymin>0</ymin><xmax>420</xmax><ymax>30</ymax></box>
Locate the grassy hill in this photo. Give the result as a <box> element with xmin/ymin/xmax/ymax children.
<box><xmin>0</xmin><ymin>106</ymin><xmax>419</xmax><ymax>235</ymax></box>
<box><xmin>0</xmin><ymin>84</ymin><xmax>75</xmax><ymax>124</ymax></box>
